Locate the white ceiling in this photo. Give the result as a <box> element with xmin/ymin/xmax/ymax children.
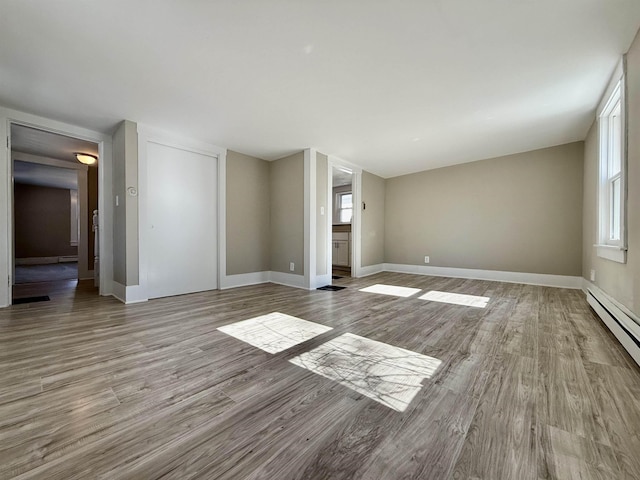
<box><xmin>1</xmin><ymin>1</ymin><xmax>639</xmax><ymax>178</ymax></box>
<box><xmin>14</xmin><ymin>160</ymin><xmax>78</xmax><ymax>190</ymax></box>
<box><xmin>332</xmin><ymin>168</ymin><xmax>353</xmax><ymax>188</ymax></box>
<box><xmin>11</xmin><ymin>124</ymin><xmax>98</xmax><ymax>164</ymax></box>
<box><xmin>11</xmin><ymin>125</ymin><xmax>95</xmax><ymax>190</ymax></box>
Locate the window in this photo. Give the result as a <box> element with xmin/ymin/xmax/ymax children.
<box><xmin>70</xmin><ymin>189</ymin><xmax>79</xmax><ymax>247</ymax></box>
<box><xmin>337</xmin><ymin>192</ymin><xmax>352</xmax><ymax>223</ymax></box>
<box><xmin>597</xmin><ymin>59</ymin><xmax>627</xmax><ymax>263</ymax></box>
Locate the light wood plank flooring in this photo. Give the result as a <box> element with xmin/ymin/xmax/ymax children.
<box><xmin>1</xmin><ymin>273</ymin><xmax>639</xmax><ymax>479</ymax></box>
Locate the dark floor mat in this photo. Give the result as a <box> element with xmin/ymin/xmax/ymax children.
<box><xmin>13</xmin><ymin>295</ymin><xmax>50</xmax><ymax>305</ymax></box>
<box><xmin>331</xmin><ymin>275</ymin><xmax>343</xmax><ymax>279</ymax></box>
<box><xmin>317</xmin><ymin>285</ymin><xmax>346</xmax><ymax>291</ymax></box>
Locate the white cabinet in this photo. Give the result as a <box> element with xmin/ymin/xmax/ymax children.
<box><xmin>332</xmin><ymin>231</ymin><xmax>350</xmax><ymax>267</ymax></box>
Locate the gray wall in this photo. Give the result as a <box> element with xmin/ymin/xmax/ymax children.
<box><xmin>385</xmin><ymin>142</ymin><xmax>584</xmax><ymax>276</ymax></box>
<box><xmin>316</xmin><ymin>153</ymin><xmax>328</xmax><ymax>276</ymax></box>
<box><xmin>583</xmin><ymin>29</ymin><xmax>640</xmax><ymax>316</ymax></box>
<box><xmin>361</xmin><ymin>171</ymin><xmax>385</xmax><ymax>267</ymax></box>
<box><xmin>14</xmin><ymin>183</ymin><xmax>78</xmax><ymax>258</ymax></box>
<box><xmin>112</xmin><ymin>120</ymin><xmax>138</xmax><ymax>286</ymax></box>
<box><xmin>226</xmin><ymin>150</ymin><xmax>271</xmax><ymax>275</ymax></box>
<box><xmin>270</xmin><ymin>152</ymin><xmax>304</xmax><ymax>275</ymax></box>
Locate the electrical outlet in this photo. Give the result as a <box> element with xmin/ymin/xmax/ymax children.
<box><xmin>289</xmin><ymin>262</ymin><xmax>295</xmax><ymax>272</ymax></box>
<box><xmin>424</xmin><ymin>256</ymin><xmax>430</xmax><ymax>264</ymax></box>
<box><xmin>320</xmin><ymin>206</ymin><xmax>325</xmax><ymax>215</ymax></box>
<box><xmin>590</xmin><ymin>269</ymin><xmax>596</xmax><ymax>282</ymax></box>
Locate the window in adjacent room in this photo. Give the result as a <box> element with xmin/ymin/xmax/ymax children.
<box><xmin>337</xmin><ymin>192</ymin><xmax>353</xmax><ymax>223</ymax></box>
<box><xmin>70</xmin><ymin>189</ymin><xmax>79</xmax><ymax>247</ymax></box>
<box><xmin>596</xmin><ymin>58</ymin><xmax>627</xmax><ymax>263</ymax></box>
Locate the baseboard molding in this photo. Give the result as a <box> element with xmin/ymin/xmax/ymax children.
<box><xmin>269</xmin><ymin>271</ymin><xmax>307</xmax><ymax>289</ymax></box>
<box><xmin>220</xmin><ymin>271</ymin><xmax>270</xmax><ymax>290</ymax></box>
<box><xmin>382</xmin><ymin>263</ymin><xmax>582</xmax><ymax>289</ymax></box>
<box><xmin>585</xmin><ymin>281</ymin><xmax>640</xmax><ymax>367</ymax></box>
<box><xmin>358</xmin><ymin>264</ymin><xmax>384</xmax><ymax>277</ymax></box>
<box><xmin>111</xmin><ymin>282</ymin><xmax>148</xmax><ymax>305</ymax></box>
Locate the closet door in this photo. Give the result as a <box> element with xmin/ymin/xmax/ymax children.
<box><xmin>146</xmin><ymin>141</ymin><xmax>217</xmax><ymax>299</ymax></box>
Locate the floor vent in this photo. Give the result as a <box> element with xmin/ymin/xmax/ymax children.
<box><xmin>317</xmin><ymin>285</ymin><xmax>346</xmax><ymax>291</ymax></box>
<box><xmin>587</xmin><ymin>288</ymin><xmax>640</xmax><ymax>367</ymax></box>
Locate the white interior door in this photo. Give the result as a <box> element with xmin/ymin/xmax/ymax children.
<box><xmin>146</xmin><ymin>142</ymin><xmax>217</xmax><ymax>299</ymax></box>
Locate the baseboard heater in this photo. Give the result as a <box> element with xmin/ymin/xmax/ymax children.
<box><xmin>587</xmin><ymin>288</ymin><xmax>640</xmax><ymax>367</ymax></box>
<box><xmin>16</xmin><ymin>256</ymin><xmax>78</xmax><ymax>266</ymax></box>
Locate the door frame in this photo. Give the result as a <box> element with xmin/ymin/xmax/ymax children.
<box><xmin>12</xmin><ymin>151</ymin><xmax>91</xmax><ymax>280</ymax></box>
<box><xmin>137</xmin><ymin>125</ymin><xmax>226</xmax><ymax>301</ymax></box>
<box><xmin>327</xmin><ymin>155</ymin><xmax>362</xmax><ymax>279</ymax></box>
<box><xmin>1</xmin><ymin>106</ymin><xmax>113</xmax><ymax>306</ymax></box>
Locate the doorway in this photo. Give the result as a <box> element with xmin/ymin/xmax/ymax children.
<box><xmin>331</xmin><ymin>166</ymin><xmax>353</xmax><ymax>278</ymax></box>
<box><xmin>10</xmin><ymin>125</ymin><xmax>99</xmax><ymax>302</ymax></box>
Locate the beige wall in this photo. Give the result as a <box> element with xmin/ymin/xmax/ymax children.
<box><xmin>316</xmin><ymin>153</ymin><xmax>328</xmax><ymax>276</ymax></box>
<box><xmin>226</xmin><ymin>150</ymin><xmax>271</xmax><ymax>275</ymax></box>
<box><xmin>270</xmin><ymin>152</ymin><xmax>304</xmax><ymax>275</ymax></box>
<box><xmin>14</xmin><ymin>183</ymin><xmax>78</xmax><ymax>258</ymax></box>
<box><xmin>112</xmin><ymin>120</ymin><xmax>138</xmax><ymax>286</ymax></box>
<box><xmin>385</xmin><ymin>142</ymin><xmax>584</xmax><ymax>276</ymax></box>
<box><xmin>583</xmin><ymin>30</ymin><xmax>640</xmax><ymax>316</ymax></box>
<box><xmin>361</xmin><ymin>171</ymin><xmax>385</xmax><ymax>267</ymax></box>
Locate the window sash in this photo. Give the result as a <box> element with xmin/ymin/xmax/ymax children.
<box><xmin>597</xmin><ymin>69</ymin><xmax>625</xmax><ymax>252</ymax></box>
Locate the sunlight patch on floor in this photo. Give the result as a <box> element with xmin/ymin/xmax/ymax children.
<box><xmin>358</xmin><ymin>284</ymin><xmax>422</xmax><ymax>298</ymax></box>
<box><xmin>290</xmin><ymin>333</ymin><xmax>442</xmax><ymax>412</ymax></box>
<box><xmin>217</xmin><ymin>312</ymin><xmax>333</xmax><ymax>354</ymax></box>
<box><xmin>418</xmin><ymin>290</ymin><xmax>490</xmax><ymax>308</ymax></box>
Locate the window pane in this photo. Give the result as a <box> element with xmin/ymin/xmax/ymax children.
<box><xmin>340</xmin><ymin>193</ymin><xmax>352</xmax><ymax>208</ymax></box>
<box><xmin>611</xmin><ymin>177</ymin><xmax>621</xmax><ymax>241</ymax></box>
<box><xmin>340</xmin><ymin>208</ymin><xmax>352</xmax><ymax>223</ymax></box>
<box><xmin>610</xmin><ymin>105</ymin><xmax>622</xmax><ymax>176</ymax></box>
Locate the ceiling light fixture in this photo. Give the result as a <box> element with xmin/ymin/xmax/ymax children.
<box><xmin>75</xmin><ymin>153</ymin><xmax>97</xmax><ymax>165</ymax></box>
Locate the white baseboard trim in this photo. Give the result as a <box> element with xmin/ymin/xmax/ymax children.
<box><xmin>111</xmin><ymin>282</ymin><xmax>148</xmax><ymax>304</ymax></box>
<box><xmin>269</xmin><ymin>271</ymin><xmax>307</xmax><ymax>289</ymax></box>
<box><xmin>220</xmin><ymin>271</ymin><xmax>270</xmax><ymax>290</ymax></box>
<box><xmin>358</xmin><ymin>264</ymin><xmax>384</xmax><ymax>277</ymax></box>
<box><xmin>382</xmin><ymin>263</ymin><xmax>583</xmax><ymax>289</ymax></box>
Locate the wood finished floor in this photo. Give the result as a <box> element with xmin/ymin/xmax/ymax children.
<box><xmin>1</xmin><ymin>273</ymin><xmax>640</xmax><ymax>479</ymax></box>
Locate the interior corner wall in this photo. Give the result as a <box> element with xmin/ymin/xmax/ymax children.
<box><xmin>226</xmin><ymin>150</ymin><xmax>271</xmax><ymax>275</ymax></box>
<box><xmin>385</xmin><ymin>142</ymin><xmax>584</xmax><ymax>276</ymax></box>
<box><xmin>316</xmin><ymin>152</ymin><xmax>328</xmax><ymax>276</ymax></box>
<box><xmin>583</xmin><ymin>28</ymin><xmax>640</xmax><ymax>316</ymax></box>
<box><xmin>361</xmin><ymin>170</ymin><xmax>385</xmax><ymax>267</ymax></box>
<box><xmin>270</xmin><ymin>151</ymin><xmax>304</xmax><ymax>275</ymax></box>
<box><xmin>112</xmin><ymin>119</ymin><xmax>138</xmax><ymax>287</ymax></box>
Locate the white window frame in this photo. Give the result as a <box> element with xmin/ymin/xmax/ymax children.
<box><xmin>596</xmin><ymin>58</ymin><xmax>627</xmax><ymax>264</ymax></box>
<box><xmin>336</xmin><ymin>191</ymin><xmax>353</xmax><ymax>224</ymax></box>
<box><xmin>70</xmin><ymin>189</ymin><xmax>79</xmax><ymax>246</ymax></box>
